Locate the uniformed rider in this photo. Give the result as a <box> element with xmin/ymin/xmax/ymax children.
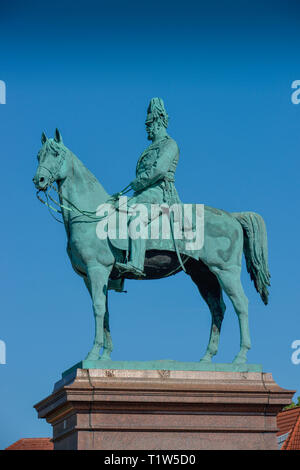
<box><xmin>115</xmin><ymin>97</ymin><xmax>181</xmax><ymax>276</ymax></box>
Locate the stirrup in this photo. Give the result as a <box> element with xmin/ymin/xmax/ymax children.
<box><xmin>115</xmin><ymin>262</ymin><xmax>146</xmax><ymax>277</ymax></box>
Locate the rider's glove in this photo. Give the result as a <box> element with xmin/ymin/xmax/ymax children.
<box><xmin>130</xmin><ymin>179</ymin><xmax>141</xmax><ymax>192</ymax></box>
<box><xmin>110</xmin><ymin>192</ymin><xmax>122</xmax><ymax>200</ymax></box>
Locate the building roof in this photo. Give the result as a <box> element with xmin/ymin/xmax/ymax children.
<box><xmin>277</xmin><ymin>406</ymin><xmax>300</xmax><ymax>436</ymax></box>
<box><xmin>281</xmin><ymin>414</ymin><xmax>300</xmax><ymax>450</ymax></box>
<box><xmin>277</xmin><ymin>406</ymin><xmax>300</xmax><ymax>450</ymax></box>
<box><xmin>5</xmin><ymin>438</ymin><xmax>53</xmax><ymax>450</ymax></box>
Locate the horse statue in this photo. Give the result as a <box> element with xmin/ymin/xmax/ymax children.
<box><xmin>33</xmin><ymin>129</ymin><xmax>270</xmax><ymax>365</ymax></box>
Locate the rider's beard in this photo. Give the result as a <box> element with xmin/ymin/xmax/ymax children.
<box><xmin>147</xmin><ymin>129</ymin><xmax>154</xmax><ymax>141</ymax></box>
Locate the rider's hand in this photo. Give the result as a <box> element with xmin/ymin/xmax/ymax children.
<box><xmin>110</xmin><ymin>192</ymin><xmax>122</xmax><ymax>200</ymax></box>
<box><xmin>130</xmin><ymin>179</ymin><xmax>140</xmax><ymax>191</ymax></box>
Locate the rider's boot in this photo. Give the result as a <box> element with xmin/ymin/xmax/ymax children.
<box><xmin>115</xmin><ymin>237</ymin><xmax>146</xmax><ymax>277</ymax></box>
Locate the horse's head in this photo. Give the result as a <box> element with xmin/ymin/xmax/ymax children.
<box><xmin>33</xmin><ymin>128</ymin><xmax>70</xmax><ymax>191</ymax></box>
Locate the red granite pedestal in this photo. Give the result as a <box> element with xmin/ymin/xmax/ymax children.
<box><xmin>34</xmin><ymin>368</ymin><xmax>295</xmax><ymax>450</ymax></box>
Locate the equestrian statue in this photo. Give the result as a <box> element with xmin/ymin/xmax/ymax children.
<box><xmin>33</xmin><ymin>98</ymin><xmax>271</xmax><ymax>365</ymax></box>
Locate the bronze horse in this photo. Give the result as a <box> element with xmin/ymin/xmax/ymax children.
<box><xmin>33</xmin><ymin>130</ymin><xmax>270</xmax><ymax>364</ymax></box>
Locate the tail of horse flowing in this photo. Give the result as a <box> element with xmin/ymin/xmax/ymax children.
<box><xmin>232</xmin><ymin>212</ymin><xmax>271</xmax><ymax>305</ymax></box>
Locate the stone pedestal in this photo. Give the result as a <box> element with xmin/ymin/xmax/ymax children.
<box><xmin>34</xmin><ymin>368</ymin><xmax>295</xmax><ymax>450</ymax></box>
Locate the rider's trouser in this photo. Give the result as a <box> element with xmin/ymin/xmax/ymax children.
<box><xmin>128</xmin><ymin>236</ymin><xmax>146</xmax><ymax>272</ymax></box>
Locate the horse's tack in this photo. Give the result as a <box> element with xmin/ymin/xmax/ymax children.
<box><xmin>37</xmin><ymin>182</ymin><xmax>187</xmax><ymax>272</ymax></box>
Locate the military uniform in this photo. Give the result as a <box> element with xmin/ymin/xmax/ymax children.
<box><xmin>130</xmin><ymin>135</ymin><xmax>180</xmax><ymax>206</ymax></box>
<box><xmin>115</xmin><ymin>98</ymin><xmax>181</xmax><ymax>276</ymax></box>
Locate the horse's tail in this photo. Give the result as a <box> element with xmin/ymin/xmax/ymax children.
<box><xmin>231</xmin><ymin>211</ymin><xmax>271</xmax><ymax>305</ymax></box>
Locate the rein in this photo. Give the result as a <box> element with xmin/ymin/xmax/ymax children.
<box><xmin>36</xmin><ymin>182</ymin><xmax>133</xmax><ymax>223</ymax></box>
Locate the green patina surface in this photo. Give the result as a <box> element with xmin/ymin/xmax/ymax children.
<box><xmin>33</xmin><ymin>97</ymin><xmax>271</xmax><ymax>367</ymax></box>
<box><xmin>62</xmin><ymin>360</ymin><xmax>262</xmax><ymax>378</ymax></box>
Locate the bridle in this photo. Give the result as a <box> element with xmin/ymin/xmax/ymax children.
<box><xmin>36</xmin><ymin>145</ymin><xmax>72</xmax><ymax>223</ymax></box>
<box><xmin>37</xmin><ymin>144</ymin><xmax>67</xmax><ymax>186</ymax></box>
<box><xmin>36</xmin><ymin>145</ymin><xmax>115</xmax><ymax>222</ymax></box>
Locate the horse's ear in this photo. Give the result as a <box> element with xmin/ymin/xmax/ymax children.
<box><xmin>41</xmin><ymin>132</ymin><xmax>47</xmax><ymax>144</ymax></box>
<box><xmin>54</xmin><ymin>128</ymin><xmax>63</xmax><ymax>144</ymax></box>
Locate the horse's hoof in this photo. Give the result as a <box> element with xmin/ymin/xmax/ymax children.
<box><xmin>232</xmin><ymin>356</ymin><xmax>247</xmax><ymax>365</ymax></box>
<box><xmin>100</xmin><ymin>353</ymin><xmax>112</xmax><ymax>361</ymax></box>
<box><xmin>85</xmin><ymin>352</ymin><xmax>100</xmax><ymax>361</ymax></box>
<box><xmin>199</xmin><ymin>357</ymin><xmax>212</xmax><ymax>364</ymax></box>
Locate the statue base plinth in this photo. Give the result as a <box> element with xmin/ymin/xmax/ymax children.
<box><xmin>61</xmin><ymin>359</ymin><xmax>263</xmax><ymax>378</ymax></box>
<box><xmin>34</xmin><ymin>368</ymin><xmax>295</xmax><ymax>450</ymax></box>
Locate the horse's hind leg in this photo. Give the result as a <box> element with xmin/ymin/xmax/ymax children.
<box><xmin>188</xmin><ymin>262</ymin><xmax>226</xmax><ymax>362</ymax></box>
<box><xmin>200</xmin><ymin>283</ymin><xmax>226</xmax><ymax>363</ymax></box>
<box><xmin>211</xmin><ymin>266</ymin><xmax>250</xmax><ymax>364</ymax></box>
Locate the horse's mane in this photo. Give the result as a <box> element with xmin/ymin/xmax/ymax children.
<box><xmin>50</xmin><ymin>139</ymin><xmax>110</xmax><ymax>200</ymax></box>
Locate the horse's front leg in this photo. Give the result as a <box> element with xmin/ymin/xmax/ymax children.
<box><xmin>85</xmin><ymin>265</ymin><xmax>112</xmax><ymax>361</ymax></box>
<box><xmin>101</xmin><ymin>296</ymin><xmax>113</xmax><ymax>360</ymax></box>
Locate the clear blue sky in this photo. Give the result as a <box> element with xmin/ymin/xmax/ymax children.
<box><xmin>0</xmin><ymin>0</ymin><xmax>300</xmax><ymax>449</ymax></box>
